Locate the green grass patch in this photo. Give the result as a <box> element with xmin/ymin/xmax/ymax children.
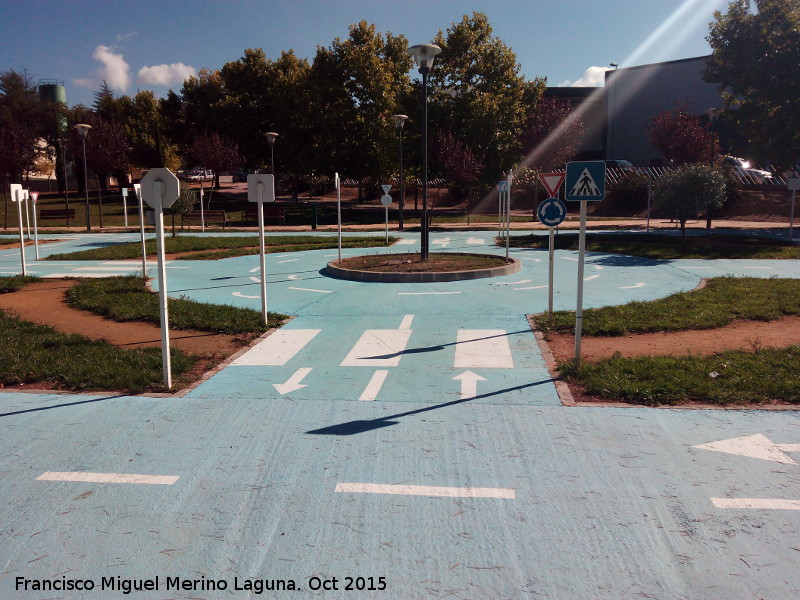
<box><xmin>0</xmin><ymin>275</ymin><xmax>39</xmax><ymax>294</ymax></box>
<box><xmin>0</xmin><ymin>310</ymin><xmax>196</xmax><ymax>393</ymax></box>
<box><xmin>45</xmin><ymin>235</ymin><xmax>396</xmax><ymax>261</ymax></box>
<box><xmin>66</xmin><ymin>276</ymin><xmax>286</xmax><ymax>333</ymax></box>
<box><xmin>535</xmin><ymin>277</ymin><xmax>800</xmax><ymax>336</ymax></box>
<box><xmin>0</xmin><ymin>237</ymin><xmax>19</xmax><ymax>245</ymax></box>
<box><xmin>510</xmin><ymin>232</ymin><xmax>800</xmax><ymax>260</ymax></box>
<box><xmin>559</xmin><ymin>347</ymin><xmax>800</xmax><ymax>406</ymax></box>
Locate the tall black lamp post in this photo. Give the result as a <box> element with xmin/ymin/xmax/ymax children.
<box><xmin>391</xmin><ymin>114</ymin><xmax>408</xmax><ymax>231</ymax></box>
<box><xmin>265</xmin><ymin>132</ymin><xmax>279</xmax><ymax>173</ymax></box>
<box><xmin>407</xmin><ymin>43</ymin><xmax>441</xmax><ymax>261</ymax></box>
<box><xmin>74</xmin><ymin>123</ymin><xmax>92</xmax><ymax>231</ymax></box>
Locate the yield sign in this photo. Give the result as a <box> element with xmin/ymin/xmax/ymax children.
<box><xmin>539</xmin><ymin>172</ymin><xmax>565</xmax><ymax>197</ymax></box>
<box><xmin>30</xmin><ymin>191</ymin><xmax>40</xmax><ymax>203</ymax></box>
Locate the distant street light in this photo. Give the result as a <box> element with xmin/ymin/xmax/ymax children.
<box><xmin>56</xmin><ymin>137</ymin><xmax>71</xmax><ymax>227</ymax></box>
<box><xmin>74</xmin><ymin>123</ymin><xmax>92</xmax><ymax>231</ymax></box>
<box><xmin>264</xmin><ymin>132</ymin><xmax>279</xmax><ymax>174</ymax></box>
<box><xmin>706</xmin><ymin>107</ymin><xmax>724</xmax><ymax>165</ymax></box>
<box><xmin>392</xmin><ymin>114</ymin><xmax>408</xmax><ymax>231</ymax></box>
<box><xmin>407</xmin><ymin>43</ymin><xmax>441</xmax><ymax>261</ymax></box>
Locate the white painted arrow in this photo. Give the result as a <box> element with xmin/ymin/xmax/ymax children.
<box><xmin>432</xmin><ymin>237</ymin><xmax>451</xmax><ymax>247</ymax></box>
<box><xmin>453</xmin><ymin>370</ymin><xmax>487</xmax><ymax>400</ymax></box>
<box><xmin>693</xmin><ymin>434</ymin><xmax>799</xmax><ymax>465</ymax></box>
<box><xmin>273</xmin><ymin>367</ymin><xmax>312</xmax><ymax>395</ymax></box>
<box><xmin>467</xmin><ymin>237</ymin><xmax>486</xmax><ymax>245</ymax></box>
<box><xmin>233</xmin><ymin>291</ymin><xmax>261</xmax><ymax>299</ymax></box>
<box><xmin>495</xmin><ymin>279</ymin><xmax>532</xmax><ymax>286</ymax></box>
<box><xmin>620</xmin><ymin>282</ymin><xmax>646</xmax><ymax>289</ymax></box>
<box><xmin>288</xmin><ymin>274</ymin><xmax>301</xmax><ymax>280</ymax></box>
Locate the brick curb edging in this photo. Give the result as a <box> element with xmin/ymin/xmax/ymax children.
<box><xmin>324</xmin><ymin>254</ymin><xmax>521</xmax><ymax>283</ymax></box>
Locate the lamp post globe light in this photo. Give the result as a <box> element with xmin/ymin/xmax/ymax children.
<box><xmin>391</xmin><ymin>114</ymin><xmax>408</xmax><ymax>231</ymax></box>
<box><xmin>74</xmin><ymin>123</ymin><xmax>92</xmax><ymax>231</ymax></box>
<box><xmin>407</xmin><ymin>43</ymin><xmax>441</xmax><ymax>261</ymax></box>
<box><xmin>264</xmin><ymin>132</ymin><xmax>279</xmax><ymax>174</ymax></box>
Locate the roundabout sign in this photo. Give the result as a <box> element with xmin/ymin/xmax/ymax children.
<box><xmin>537</xmin><ymin>197</ymin><xmax>567</xmax><ymax>227</ymax></box>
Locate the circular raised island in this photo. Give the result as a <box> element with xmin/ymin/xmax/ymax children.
<box><xmin>325</xmin><ymin>252</ymin><xmax>521</xmax><ymax>283</ymax></box>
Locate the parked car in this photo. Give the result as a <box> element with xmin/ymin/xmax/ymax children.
<box><xmin>722</xmin><ymin>156</ymin><xmax>774</xmax><ymax>184</ymax></box>
<box><xmin>178</xmin><ymin>168</ymin><xmax>214</xmax><ymax>182</ymax></box>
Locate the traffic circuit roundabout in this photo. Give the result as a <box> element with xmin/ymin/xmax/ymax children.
<box><xmin>324</xmin><ymin>252</ymin><xmax>521</xmax><ymax>282</ymax></box>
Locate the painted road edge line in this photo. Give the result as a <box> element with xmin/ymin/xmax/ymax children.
<box><xmin>335</xmin><ymin>482</ymin><xmax>515</xmax><ymax>499</ymax></box>
<box><xmin>359</xmin><ymin>370</ymin><xmax>389</xmax><ymax>401</ymax></box>
<box><xmin>37</xmin><ymin>471</ymin><xmax>179</xmax><ymax>485</ymax></box>
<box><xmin>711</xmin><ymin>498</ymin><xmax>800</xmax><ymax>510</ymax></box>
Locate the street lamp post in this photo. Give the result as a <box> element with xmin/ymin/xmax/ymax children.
<box><xmin>264</xmin><ymin>132</ymin><xmax>279</xmax><ymax>173</ymax></box>
<box><xmin>56</xmin><ymin>138</ymin><xmax>71</xmax><ymax>227</ymax></box>
<box><xmin>706</xmin><ymin>108</ymin><xmax>724</xmax><ymax>165</ymax></box>
<box><xmin>407</xmin><ymin>43</ymin><xmax>441</xmax><ymax>261</ymax></box>
<box><xmin>74</xmin><ymin>124</ymin><xmax>92</xmax><ymax>231</ymax></box>
<box><xmin>392</xmin><ymin>114</ymin><xmax>408</xmax><ymax>231</ymax></box>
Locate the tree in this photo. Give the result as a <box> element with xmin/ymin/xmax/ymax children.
<box><xmin>654</xmin><ymin>164</ymin><xmax>726</xmax><ymax>239</ymax></box>
<box><xmin>704</xmin><ymin>0</ymin><xmax>800</xmax><ymax>170</ymax></box>
<box><xmin>429</xmin><ymin>13</ymin><xmax>541</xmax><ymax>181</ymax></box>
<box><xmin>518</xmin><ymin>96</ymin><xmax>585</xmax><ymax>171</ymax></box>
<box><xmin>0</xmin><ymin>120</ymin><xmax>37</xmax><ymax>228</ymax></box>
<box><xmin>648</xmin><ymin>104</ymin><xmax>718</xmax><ymax>165</ymax></box>
<box><xmin>431</xmin><ymin>129</ymin><xmax>483</xmax><ymax>201</ymax></box>
<box><xmin>190</xmin><ymin>133</ymin><xmax>244</xmax><ymax>189</ymax></box>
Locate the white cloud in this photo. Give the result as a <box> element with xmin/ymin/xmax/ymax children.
<box><xmin>558</xmin><ymin>66</ymin><xmax>612</xmax><ymax>87</ymax></box>
<box><xmin>73</xmin><ymin>45</ymin><xmax>131</xmax><ymax>92</ymax></box>
<box><xmin>137</xmin><ymin>63</ymin><xmax>196</xmax><ymax>86</ymax></box>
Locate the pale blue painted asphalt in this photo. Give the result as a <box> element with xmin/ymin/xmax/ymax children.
<box><xmin>1</xmin><ymin>230</ymin><xmax>800</xmax><ymax>599</ymax></box>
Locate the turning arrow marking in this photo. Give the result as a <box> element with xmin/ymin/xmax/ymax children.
<box><xmin>620</xmin><ymin>282</ymin><xmax>647</xmax><ymax>289</ymax></box>
<box><xmin>274</xmin><ymin>367</ymin><xmax>312</xmax><ymax>395</ymax></box>
<box><xmin>453</xmin><ymin>370</ymin><xmax>487</xmax><ymax>399</ymax></box>
<box><xmin>233</xmin><ymin>291</ymin><xmax>261</xmax><ymax>299</ymax></box>
<box><xmin>432</xmin><ymin>237</ymin><xmax>451</xmax><ymax>247</ymax></box>
<box><xmin>692</xmin><ymin>434</ymin><xmax>798</xmax><ymax>465</ymax></box>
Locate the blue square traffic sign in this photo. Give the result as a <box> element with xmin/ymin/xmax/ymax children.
<box><xmin>565</xmin><ymin>161</ymin><xmax>606</xmax><ymax>201</ymax></box>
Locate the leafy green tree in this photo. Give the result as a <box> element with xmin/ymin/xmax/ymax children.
<box><xmin>429</xmin><ymin>13</ymin><xmax>540</xmax><ymax>181</ymax></box>
<box><xmin>310</xmin><ymin>21</ymin><xmax>413</xmax><ymax>188</ymax></box>
<box><xmin>190</xmin><ymin>132</ymin><xmax>244</xmax><ymax>191</ymax></box>
<box><xmin>704</xmin><ymin>0</ymin><xmax>800</xmax><ymax>170</ymax></box>
<box><xmin>518</xmin><ymin>96</ymin><xmax>585</xmax><ymax>171</ymax></box>
<box><xmin>654</xmin><ymin>164</ymin><xmax>726</xmax><ymax>238</ymax></box>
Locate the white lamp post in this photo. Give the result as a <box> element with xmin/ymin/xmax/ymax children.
<box><xmin>265</xmin><ymin>132</ymin><xmax>279</xmax><ymax>174</ymax></box>
<box><xmin>407</xmin><ymin>43</ymin><xmax>441</xmax><ymax>261</ymax></box>
<box><xmin>74</xmin><ymin>123</ymin><xmax>92</xmax><ymax>231</ymax></box>
<box><xmin>392</xmin><ymin>114</ymin><xmax>408</xmax><ymax>231</ymax></box>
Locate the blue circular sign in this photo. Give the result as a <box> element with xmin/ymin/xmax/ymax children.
<box><xmin>537</xmin><ymin>198</ymin><xmax>567</xmax><ymax>227</ymax></box>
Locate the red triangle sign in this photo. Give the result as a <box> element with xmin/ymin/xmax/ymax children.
<box><xmin>539</xmin><ymin>172</ymin><xmax>565</xmax><ymax>197</ymax></box>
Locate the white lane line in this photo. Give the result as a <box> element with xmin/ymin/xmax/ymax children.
<box><xmin>399</xmin><ymin>315</ymin><xmax>414</xmax><ymax>330</ymax></box>
<box><xmin>495</xmin><ymin>279</ymin><xmax>532</xmax><ymax>286</ymax></box>
<box><xmin>359</xmin><ymin>370</ymin><xmax>389</xmax><ymax>401</ymax></box>
<box><xmin>681</xmin><ymin>266</ymin><xmax>712</xmax><ymax>269</ymax></box>
<box><xmin>37</xmin><ymin>471</ymin><xmax>179</xmax><ymax>485</ymax></box>
<box><xmin>398</xmin><ymin>291</ymin><xmax>461</xmax><ymax>296</ymax></box>
<box><xmin>341</xmin><ymin>329</ymin><xmax>412</xmax><ymax>367</ymax></box>
<box><xmin>515</xmin><ymin>285</ymin><xmax>548</xmax><ymax>290</ymax></box>
<box><xmin>288</xmin><ymin>274</ymin><xmax>301</xmax><ymax>280</ymax></box>
<box><xmin>592</xmin><ymin>264</ymin><xmax>604</xmax><ymax>270</ymax></box>
<box><xmin>620</xmin><ymin>282</ymin><xmax>647</xmax><ymax>289</ymax></box>
<box><xmin>335</xmin><ymin>482</ymin><xmax>515</xmax><ymax>499</ymax></box>
<box><xmin>72</xmin><ymin>266</ymin><xmax>140</xmax><ymax>271</ymax></box>
<box><xmin>744</xmin><ymin>266</ymin><xmax>775</xmax><ymax>270</ymax></box>
<box><xmin>467</xmin><ymin>237</ymin><xmax>486</xmax><ymax>245</ymax></box>
<box><xmin>583</xmin><ymin>274</ymin><xmax>601</xmax><ymax>281</ymax></box>
<box><xmin>520</xmin><ymin>257</ymin><xmax>542</xmax><ymax>262</ymax></box>
<box><xmin>278</xmin><ymin>258</ymin><xmax>300</xmax><ymax>263</ymax></box>
<box><xmin>454</xmin><ymin>330</ymin><xmax>514</xmax><ymax>368</ymax></box>
<box><xmin>397</xmin><ymin>239</ymin><xmax>416</xmax><ymax>245</ymax></box>
<box><xmin>288</xmin><ymin>286</ymin><xmax>332</xmax><ymax>293</ymax></box>
<box><xmin>232</xmin><ymin>329</ymin><xmax>320</xmax><ymax>366</ymax></box>
<box><xmin>44</xmin><ymin>273</ymin><xmax>108</xmax><ymax>278</ymax></box>
<box><xmin>232</xmin><ymin>291</ymin><xmax>260</xmax><ymax>299</ymax></box>
<box><xmin>561</xmin><ymin>256</ymin><xmax>578</xmax><ymax>262</ymax></box>
<box><xmin>711</xmin><ymin>498</ymin><xmax>800</xmax><ymax>511</ymax></box>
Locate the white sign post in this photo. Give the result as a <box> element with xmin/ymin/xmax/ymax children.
<box><xmin>565</xmin><ymin>161</ymin><xmax>606</xmax><ymax>366</ymax></box>
<box><xmin>140</xmin><ymin>168</ymin><xmax>180</xmax><ymax>390</ymax></box>
<box><xmin>199</xmin><ymin>187</ymin><xmax>205</xmax><ymax>232</ymax></box>
<box><xmin>788</xmin><ymin>177</ymin><xmax>800</xmax><ymax>241</ymax></box>
<box><xmin>134</xmin><ymin>183</ymin><xmax>146</xmax><ymax>275</ymax></box>
<box><xmin>336</xmin><ymin>173</ymin><xmax>342</xmax><ymax>262</ymax></box>
<box><xmin>10</xmin><ymin>184</ymin><xmax>26</xmax><ymax>275</ymax></box>
<box><xmin>30</xmin><ymin>191</ymin><xmax>40</xmax><ymax>260</ymax></box>
<box><xmin>23</xmin><ymin>190</ymin><xmax>31</xmax><ymax>240</ymax></box>
<box><xmin>121</xmin><ymin>187</ymin><xmax>129</xmax><ymax>230</ymax></box>
<box><xmin>247</xmin><ymin>174</ymin><xmax>275</xmax><ymax>324</ymax></box>
<box><xmin>381</xmin><ymin>184</ymin><xmax>392</xmax><ymax>243</ymax></box>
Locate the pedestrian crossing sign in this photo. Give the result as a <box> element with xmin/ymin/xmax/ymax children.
<box><xmin>565</xmin><ymin>161</ymin><xmax>606</xmax><ymax>201</ymax></box>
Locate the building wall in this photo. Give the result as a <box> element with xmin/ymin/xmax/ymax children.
<box><xmin>543</xmin><ymin>87</ymin><xmax>606</xmax><ymax>160</ymax></box>
<box><xmin>604</xmin><ymin>56</ymin><xmax>723</xmax><ymax>166</ymax></box>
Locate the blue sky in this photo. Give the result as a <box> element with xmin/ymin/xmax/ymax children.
<box><xmin>1</xmin><ymin>0</ymin><xmax>729</xmax><ymax>107</ymax></box>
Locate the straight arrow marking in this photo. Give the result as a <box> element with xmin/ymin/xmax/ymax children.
<box><xmin>453</xmin><ymin>370</ymin><xmax>487</xmax><ymax>399</ymax></box>
<box><xmin>273</xmin><ymin>367</ymin><xmax>312</xmax><ymax>395</ymax></box>
<box><xmin>711</xmin><ymin>498</ymin><xmax>800</xmax><ymax>511</ymax></box>
<box><xmin>693</xmin><ymin>433</ymin><xmax>797</xmax><ymax>465</ymax></box>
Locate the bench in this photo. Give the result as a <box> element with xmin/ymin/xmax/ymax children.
<box><xmin>39</xmin><ymin>209</ymin><xmax>76</xmax><ymax>222</ymax></box>
<box><xmin>243</xmin><ymin>204</ymin><xmax>286</xmax><ymax>225</ymax></box>
<box><xmin>181</xmin><ymin>210</ymin><xmax>230</xmax><ymax>228</ymax></box>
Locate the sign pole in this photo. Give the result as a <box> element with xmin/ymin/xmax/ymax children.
<box><xmin>31</xmin><ymin>194</ymin><xmax>39</xmax><ymax>260</ymax></box>
<box><xmin>24</xmin><ymin>191</ymin><xmax>31</xmax><ymax>240</ymax></box>
<box><xmin>257</xmin><ymin>183</ymin><xmax>268</xmax><ymax>324</ymax></box>
<box><xmin>336</xmin><ymin>173</ymin><xmax>342</xmax><ymax>263</ymax></box>
<box><xmin>152</xmin><ymin>181</ymin><xmax>172</xmax><ymax>389</ymax></box>
<box><xmin>574</xmin><ymin>200</ymin><xmax>588</xmax><ymax>365</ymax></box>
<box><xmin>122</xmin><ymin>187</ymin><xmax>129</xmax><ymax>230</ymax></box>
<box><xmin>199</xmin><ymin>187</ymin><xmax>205</xmax><ymax>233</ymax></box>
<box><xmin>11</xmin><ymin>185</ymin><xmax>26</xmax><ymax>276</ymax></box>
<box><xmin>135</xmin><ymin>184</ymin><xmax>146</xmax><ymax>275</ymax></box>
<box><xmin>548</xmin><ymin>226</ymin><xmax>555</xmax><ymax>322</ymax></box>
<box><xmin>506</xmin><ymin>170</ymin><xmax>513</xmax><ymax>261</ymax></box>
<box><xmin>788</xmin><ymin>176</ymin><xmax>799</xmax><ymax>241</ymax></box>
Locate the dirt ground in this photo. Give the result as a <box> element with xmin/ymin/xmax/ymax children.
<box><xmin>0</xmin><ymin>279</ymin><xmax>258</xmax><ymax>391</ymax></box>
